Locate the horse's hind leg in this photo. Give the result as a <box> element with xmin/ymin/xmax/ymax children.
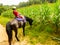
<box><xmin>14</xmin><ymin>29</ymin><xmax>20</xmax><ymax>41</ymax></box>
<box><xmin>6</xmin><ymin>30</ymin><xmax>12</xmax><ymax>45</ymax></box>
<box><xmin>23</xmin><ymin>23</ymin><xmax>25</xmax><ymax>36</ymax></box>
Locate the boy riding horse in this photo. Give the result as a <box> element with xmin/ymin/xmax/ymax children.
<box><xmin>12</xmin><ymin>7</ymin><xmax>26</xmax><ymax>23</ymax></box>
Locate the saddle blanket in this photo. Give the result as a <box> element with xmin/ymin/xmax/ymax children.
<box><xmin>16</xmin><ymin>18</ymin><xmax>23</xmax><ymax>21</ymax></box>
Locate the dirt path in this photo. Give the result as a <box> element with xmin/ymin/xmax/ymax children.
<box><xmin>0</xmin><ymin>24</ymin><xmax>42</xmax><ymax>45</ymax></box>
<box><xmin>0</xmin><ymin>24</ymin><xmax>8</xmax><ymax>45</ymax></box>
<box><xmin>0</xmin><ymin>24</ymin><xmax>29</xmax><ymax>45</ymax></box>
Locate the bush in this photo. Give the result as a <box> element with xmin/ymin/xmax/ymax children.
<box><xmin>1</xmin><ymin>10</ymin><xmax>14</xmax><ymax>18</ymax></box>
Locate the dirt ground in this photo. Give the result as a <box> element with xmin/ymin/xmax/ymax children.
<box><xmin>0</xmin><ymin>24</ymin><xmax>43</xmax><ymax>45</ymax></box>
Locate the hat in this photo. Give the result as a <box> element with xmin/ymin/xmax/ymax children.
<box><xmin>12</xmin><ymin>6</ymin><xmax>16</xmax><ymax>10</ymax></box>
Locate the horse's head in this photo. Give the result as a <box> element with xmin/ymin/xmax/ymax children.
<box><xmin>29</xmin><ymin>19</ymin><xmax>33</xmax><ymax>26</ymax></box>
<box><xmin>25</xmin><ymin>16</ymin><xmax>33</xmax><ymax>26</ymax></box>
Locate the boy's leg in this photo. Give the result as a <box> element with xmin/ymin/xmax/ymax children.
<box><xmin>20</xmin><ymin>15</ymin><xmax>26</xmax><ymax>23</ymax></box>
<box><xmin>23</xmin><ymin>17</ymin><xmax>26</xmax><ymax>23</ymax></box>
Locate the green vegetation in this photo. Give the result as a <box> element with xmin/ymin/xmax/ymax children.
<box><xmin>0</xmin><ymin>16</ymin><xmax>11</xmax><ymax>26</ymax></box>
<box><xmin>0</xmin><ymin>0</ymin><xmax>60</xmax><ymax>45</ymax></box>
<box><xmin>0</xmin><ymin>4</ymin><xmax>10</xmax><ymax>15</ymax></box>
<box><xmin>17</xmin><ymin>0</ymin><xmax>57</xmax><ymax>8</ymax></box>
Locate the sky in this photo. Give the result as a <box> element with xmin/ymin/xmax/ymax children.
<box><xmin>0</xmin><ymin>0</ymin><xmax>28</xmax><ymax>5</ymax></box>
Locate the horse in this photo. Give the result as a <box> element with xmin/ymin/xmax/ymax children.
<box><xmin>6</xmin><ymin>16</ymin><xmax>33</xmax><ymax>45</ymax></box>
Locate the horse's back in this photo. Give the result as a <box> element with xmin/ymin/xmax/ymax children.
<box><xmin>10</xmin><ymin>19</ymin><xmax>19</xmax><ymax>28</ymax></box>
<box><xmin>8</xmin><ymin>19</ymin><xmax>23</xmax><ymax>28</ymax></box>
<box><xmin>10</xmin><ymin>19</ymin><xmax>18</xmax><ymax>25</ymax></box>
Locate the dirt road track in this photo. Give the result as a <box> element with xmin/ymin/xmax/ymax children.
<box><xmin>0</xmin><ymin>24</ymin><xmax>8</xmax><ymax>45</ymax></box>
<box><xmin>0</xmin><ymin>24</ymin><xmax>29</xmax><ymax>45</ymax></box>
<box><xmin>0</xmin><ymin>24</ymin><xmax>42</xmax><ymax>45</ymax></box>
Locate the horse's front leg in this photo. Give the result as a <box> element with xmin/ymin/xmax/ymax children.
<box><xmin>14</xmin><ymin>28</ymin><xmax>20</xmax><ymax>41</ymax></box>
<box><xmin>23</xmin><ymin>23</ymin><xmax>25</xmax><ymax>36</ymax></box>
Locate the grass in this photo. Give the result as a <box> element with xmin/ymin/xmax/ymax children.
<box><xmin>0</xmin><ymin>2</ymin><xmax>60</xmax><ymax>45</ymax></box>
<box><xmin>0</xmin><ymin>16</ymin><xmax>11</xmax><ymax>26</ymax></box>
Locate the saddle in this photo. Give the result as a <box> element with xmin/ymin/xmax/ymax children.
<box><xmin>16</xmin><ymin>18</ymin><xmax>23</xmax><ymax>21</ymax></box>
<box><xmin>15</xmin><ymin>18</ymin><xmax>24</xmax><ymax>26</ymax></box>
<box><xmin>10</xmin><ymin>18</ymin><xmax>23</xmax><ymax>28</ymax></box>
<box><xmin>16</xmin><ymin>17</ymin><xmax>26</xmax><ymax>23</ymax></box>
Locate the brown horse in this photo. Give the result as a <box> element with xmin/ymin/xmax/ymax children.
<box><xmin>6</xmin><ymin>16</ymin><xmax>33</xmax><ymax>45</ymax></box>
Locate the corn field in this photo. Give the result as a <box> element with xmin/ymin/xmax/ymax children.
<box><xmin>1</xmin><ymin>1</ymin><xmax>60</xmax><ymax>44</ymax></box>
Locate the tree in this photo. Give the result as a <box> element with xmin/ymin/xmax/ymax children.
<box><xmin>0</xmin><ymin>4</ymin><xmax>10</xmax><ymax>15</ymax></box>
<box><xmin>47</xmin><ymin>0</ymin><xmax>56</xmax><ymax>3</ymax></box>
<box><xmin>0</xmin><ymin>3</ymin><xmax>3</xmax><ymax>6</ymax></box>
<box><xmin>29</xmin><ymin>0</ymin><xmax>42</xmax><ymax>4</ymax></box>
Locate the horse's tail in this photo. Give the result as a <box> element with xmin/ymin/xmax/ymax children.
<box><xmin>6</xmin><ymin>22</ymin><xmax>11</xmax><ymax>31</ymax></box>
<box><xmin>6</xmin><ymin>22</ymin><xmax>12</xmax><ymax>45</ymax></box>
